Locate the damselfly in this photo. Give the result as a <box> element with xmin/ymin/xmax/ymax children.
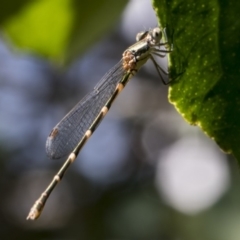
<box><xmin>27</xmin><ymin>27</ymin><xmax>172</xmax><ymax>220</ymax></box>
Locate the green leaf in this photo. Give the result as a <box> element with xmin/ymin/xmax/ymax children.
<box><xmin>1</xmin><ymin>0</ymin><xmax>128</xmax><ymax>63</ymax></box>
<box><xmin>152</xmin><ymin>0</ymin><xmax>240</xmax><ymax>161</ymax></box>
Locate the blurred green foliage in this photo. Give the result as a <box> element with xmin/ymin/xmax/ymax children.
<box><xmin>153</xmin><ymin>0</ymin><xmax>240</xmax><ymax>162</ymax></box>
<box><xmin>0</xmin><ymin>0</ymin><xmax>128</xmax><ymax>63</ymax></box>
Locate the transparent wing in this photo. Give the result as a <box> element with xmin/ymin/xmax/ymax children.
<box><xmin>46</xmin><ymin>60</ymin><xmax>127</xmax><ymax>159</ymax></box>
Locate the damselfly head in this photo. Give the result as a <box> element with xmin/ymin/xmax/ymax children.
<box><xmin>149</xmin><ymin>27</ymin><xmax>162</xmax><ymax>45</ymax></box>
<box><xmin>136</xmin><ymin>31</ymin><xmax>148</xmax><ymax>41</ymax></box>
<box><xmin>136</xmin><ymin>27</ymin><xmax>163</xmax><ymax>46</ymax></box>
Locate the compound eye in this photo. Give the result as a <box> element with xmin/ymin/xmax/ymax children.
<box><xmin>136</xmin><ymin>31</ymin><xmax>148</xmax><ymax>41</ymax></box>
<box><xmin>152</xmin><ymin>27</ymin><xmax>162</xmax><ymax>43</ymax></box>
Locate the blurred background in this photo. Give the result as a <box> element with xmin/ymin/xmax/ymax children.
<box><xmin>0</xmin><ymin>0</ymin><xmax>240</xmax><ymax>239</ymax></box>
